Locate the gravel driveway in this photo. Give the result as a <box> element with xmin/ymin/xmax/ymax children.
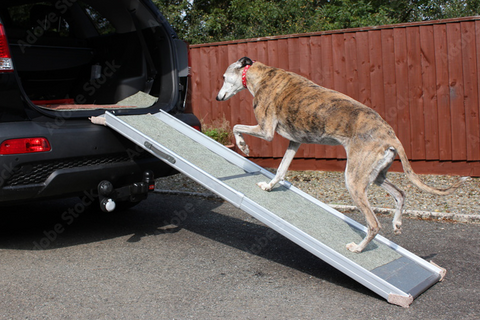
<box><xmin>157</xmin><ymin>170</ymin><xmax>480</xmax><ymax>223</ymax></box>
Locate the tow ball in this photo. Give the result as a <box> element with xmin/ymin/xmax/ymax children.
<box><xmin>97</xmin><ymin>171</ymin><xmax>154</xmax><ymax>212</ymax></box>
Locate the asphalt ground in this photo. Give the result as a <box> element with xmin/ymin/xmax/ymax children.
<box><xmin>0</xmin><ymin>193</ymin><xmax>478</xmax><ymax>319</ymax></box>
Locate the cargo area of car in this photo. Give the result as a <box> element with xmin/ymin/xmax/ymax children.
<box><xmin>2</xmin><ymin>0</ymin><xmax>176</xmax><ymax>112</ymax></box>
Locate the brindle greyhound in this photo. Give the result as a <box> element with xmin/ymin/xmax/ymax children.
<box><xmin>216</xmin><ymin>57</ymin><xmax>467</xmax><ymax>253</ymax></box>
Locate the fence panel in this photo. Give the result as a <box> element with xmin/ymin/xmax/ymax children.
<box><xmin>420</xmin><ymin>25</ymin><xmax>440</xmax><ymax>160</ymax></box>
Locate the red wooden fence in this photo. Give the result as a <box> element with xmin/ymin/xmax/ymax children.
<box><xmin>189</xmin><ymin>17</ymin><xmax>480</xmax><ymax>176</ymax></box>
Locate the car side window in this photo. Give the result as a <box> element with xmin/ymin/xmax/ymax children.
<box><xmin>78</xmin><ymin>2</ymin><xmax>115</xmax><ymax>36</ymax></box>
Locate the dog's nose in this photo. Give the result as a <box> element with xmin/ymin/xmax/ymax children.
<box><xmin>216</xmin><ymin>94</ymin><xmax>223</xmax><ymax>101</ymax></box>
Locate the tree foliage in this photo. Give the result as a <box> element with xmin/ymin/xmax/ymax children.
<box><xmin>153</xmin><ymin>0</ymin><xmax>480</xmax><ymax>44</ymax></box>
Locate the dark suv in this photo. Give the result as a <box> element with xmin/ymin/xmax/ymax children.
<box><xmin>0</xmin><ymin>0</ymin><xmax>199</xmax><ymax>208</ymax></box>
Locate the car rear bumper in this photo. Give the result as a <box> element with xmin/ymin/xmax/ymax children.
<box><xmin>0</xmin><ymin>113</ymin><xmax>197</xmax><ymax>204</ymax></box>
<box><xmin>0</xmin><ymin>156</ymin><xmax>173</xmax><ymax>203</ymax></box>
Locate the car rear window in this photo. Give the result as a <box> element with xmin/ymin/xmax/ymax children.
<box><xmin>7</xmin><ymin>1</ymin><xmax>73</xmax><ymax>38</ymax></box>
<box><xmin>5</xmin><ymin>1</ymin><xmax>116</xmax><ymax>39</ymax></box>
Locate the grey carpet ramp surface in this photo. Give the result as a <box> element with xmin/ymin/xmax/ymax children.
<box><xmin>120</xmin><ymin>114</ymin><xmax>403</xmax><ymax>271</ymax></box>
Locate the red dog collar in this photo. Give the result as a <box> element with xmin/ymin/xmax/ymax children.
<box><xmin>242</xmin><ymin>61</ymin><xmax>255</xmax><ymax>88</ymax></box>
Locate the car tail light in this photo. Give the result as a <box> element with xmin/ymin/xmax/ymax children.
<box><xmin>0</xmin><ymin>23</ymin><xmax>13</xmax><ymax>72</ymax></box>
<box><xmin>0</xmin><ymin>138</ymin><xmax>51</xmax><ymax>155</ymax></box>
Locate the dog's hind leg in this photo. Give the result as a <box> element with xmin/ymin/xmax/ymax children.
<box><xmin>345</xmin><ymin>178</ymin><xmax>381</xmax><ymax>253</ymax></box>
<box><xmin>344</xmin><ymin>148</ymin><xmax>394</xmax><ymax>253</ymax></box>
<box><xmin>375</xmin><ymin>176</ymin><xmax>406</xmax><ymax>234</ymax></box>
<box><xmin>345</xmin><ymin>146</ymin><xmax>402</xmax><ymax>253</ymax></box>
<box><xmin>258</xmin><ymin>141</ymin><xmax>301</xmax><ymax>191</ymax></box>
<box><xmin>373</xmin><ymin>147</ymin><xmax>405</xmax><ymax>234</ymax></box>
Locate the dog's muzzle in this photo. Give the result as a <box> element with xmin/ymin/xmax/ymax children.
<box><xmin>216</xmin><ymin>88</ymin><xmax>232</xmax><ymax>101</ymax></box>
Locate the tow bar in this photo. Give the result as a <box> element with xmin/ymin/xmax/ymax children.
<box><xmin>97</xmin><ymin>170</ymin><xmax>154</xmax><ymax>212</ymax></box>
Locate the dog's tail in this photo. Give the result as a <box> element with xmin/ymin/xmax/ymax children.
<box><xmin>394</xmin><ymin>140</ymin><xmax>469</xmax><ymax>195</ymax></box>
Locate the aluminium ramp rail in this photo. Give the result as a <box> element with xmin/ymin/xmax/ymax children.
<box><xmin>100</xmin><ymin>110</ymin><xmax>445</xmax><ymax>308</ymax></box>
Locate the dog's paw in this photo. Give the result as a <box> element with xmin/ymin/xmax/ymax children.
<box><xmin>393</xmin><ymin>225</ymin><xmax>402</xmax><ymax>235</ymax></box>
<box><xmin>238</xmin><ymin>143</ymin><xmax>250</xmax><ymax>156</ymax></box>
<box><xmin>257</xmin><ymin>181</ymin><xmax>272</xmax><ymax>191</ymax></box>
<box><xmin>392</xmin><ymin>219</ymin><xmax>402</xmax><ymax>234</ymax></box>
<box><xmin>346</xmin><ymin>242</ymin><xmax>362</xmax><ymax>253</ymax></box>
<box><xmin>243</xmin><ymin>145</ymin><xmax>250</xmax><ymax>156</ymax></box>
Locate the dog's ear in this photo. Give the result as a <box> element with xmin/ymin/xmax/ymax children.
<box><xmin>238</xmin><ymin>57</ymin><xmax>253</xmax><ymax>68</ymax></box>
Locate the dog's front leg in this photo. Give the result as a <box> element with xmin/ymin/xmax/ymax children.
<box><xmin>258</xmin><ymin>141</ymin><xmax>301</xmax><ymax>191</ymax></box>
<box><xmin>232</xmin><ymin>125</ymin><xmax>251</xmax><ymax>156</ymax></box>
<box><xmin>233</xmin><ymin>124</ymin><xmax>275</xmax><ymax>156</ymax></box>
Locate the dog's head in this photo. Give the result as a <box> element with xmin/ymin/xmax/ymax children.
<box><xmin>216</xmin><ymin>57</ymin><xmax>254</xmax><ymax>101</ymax></box>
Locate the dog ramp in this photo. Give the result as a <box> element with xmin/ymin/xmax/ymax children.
<box><xmin>97</xmin><ymin>110</ymin><xmax>445</xmax><ymax>308</ymax></box>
